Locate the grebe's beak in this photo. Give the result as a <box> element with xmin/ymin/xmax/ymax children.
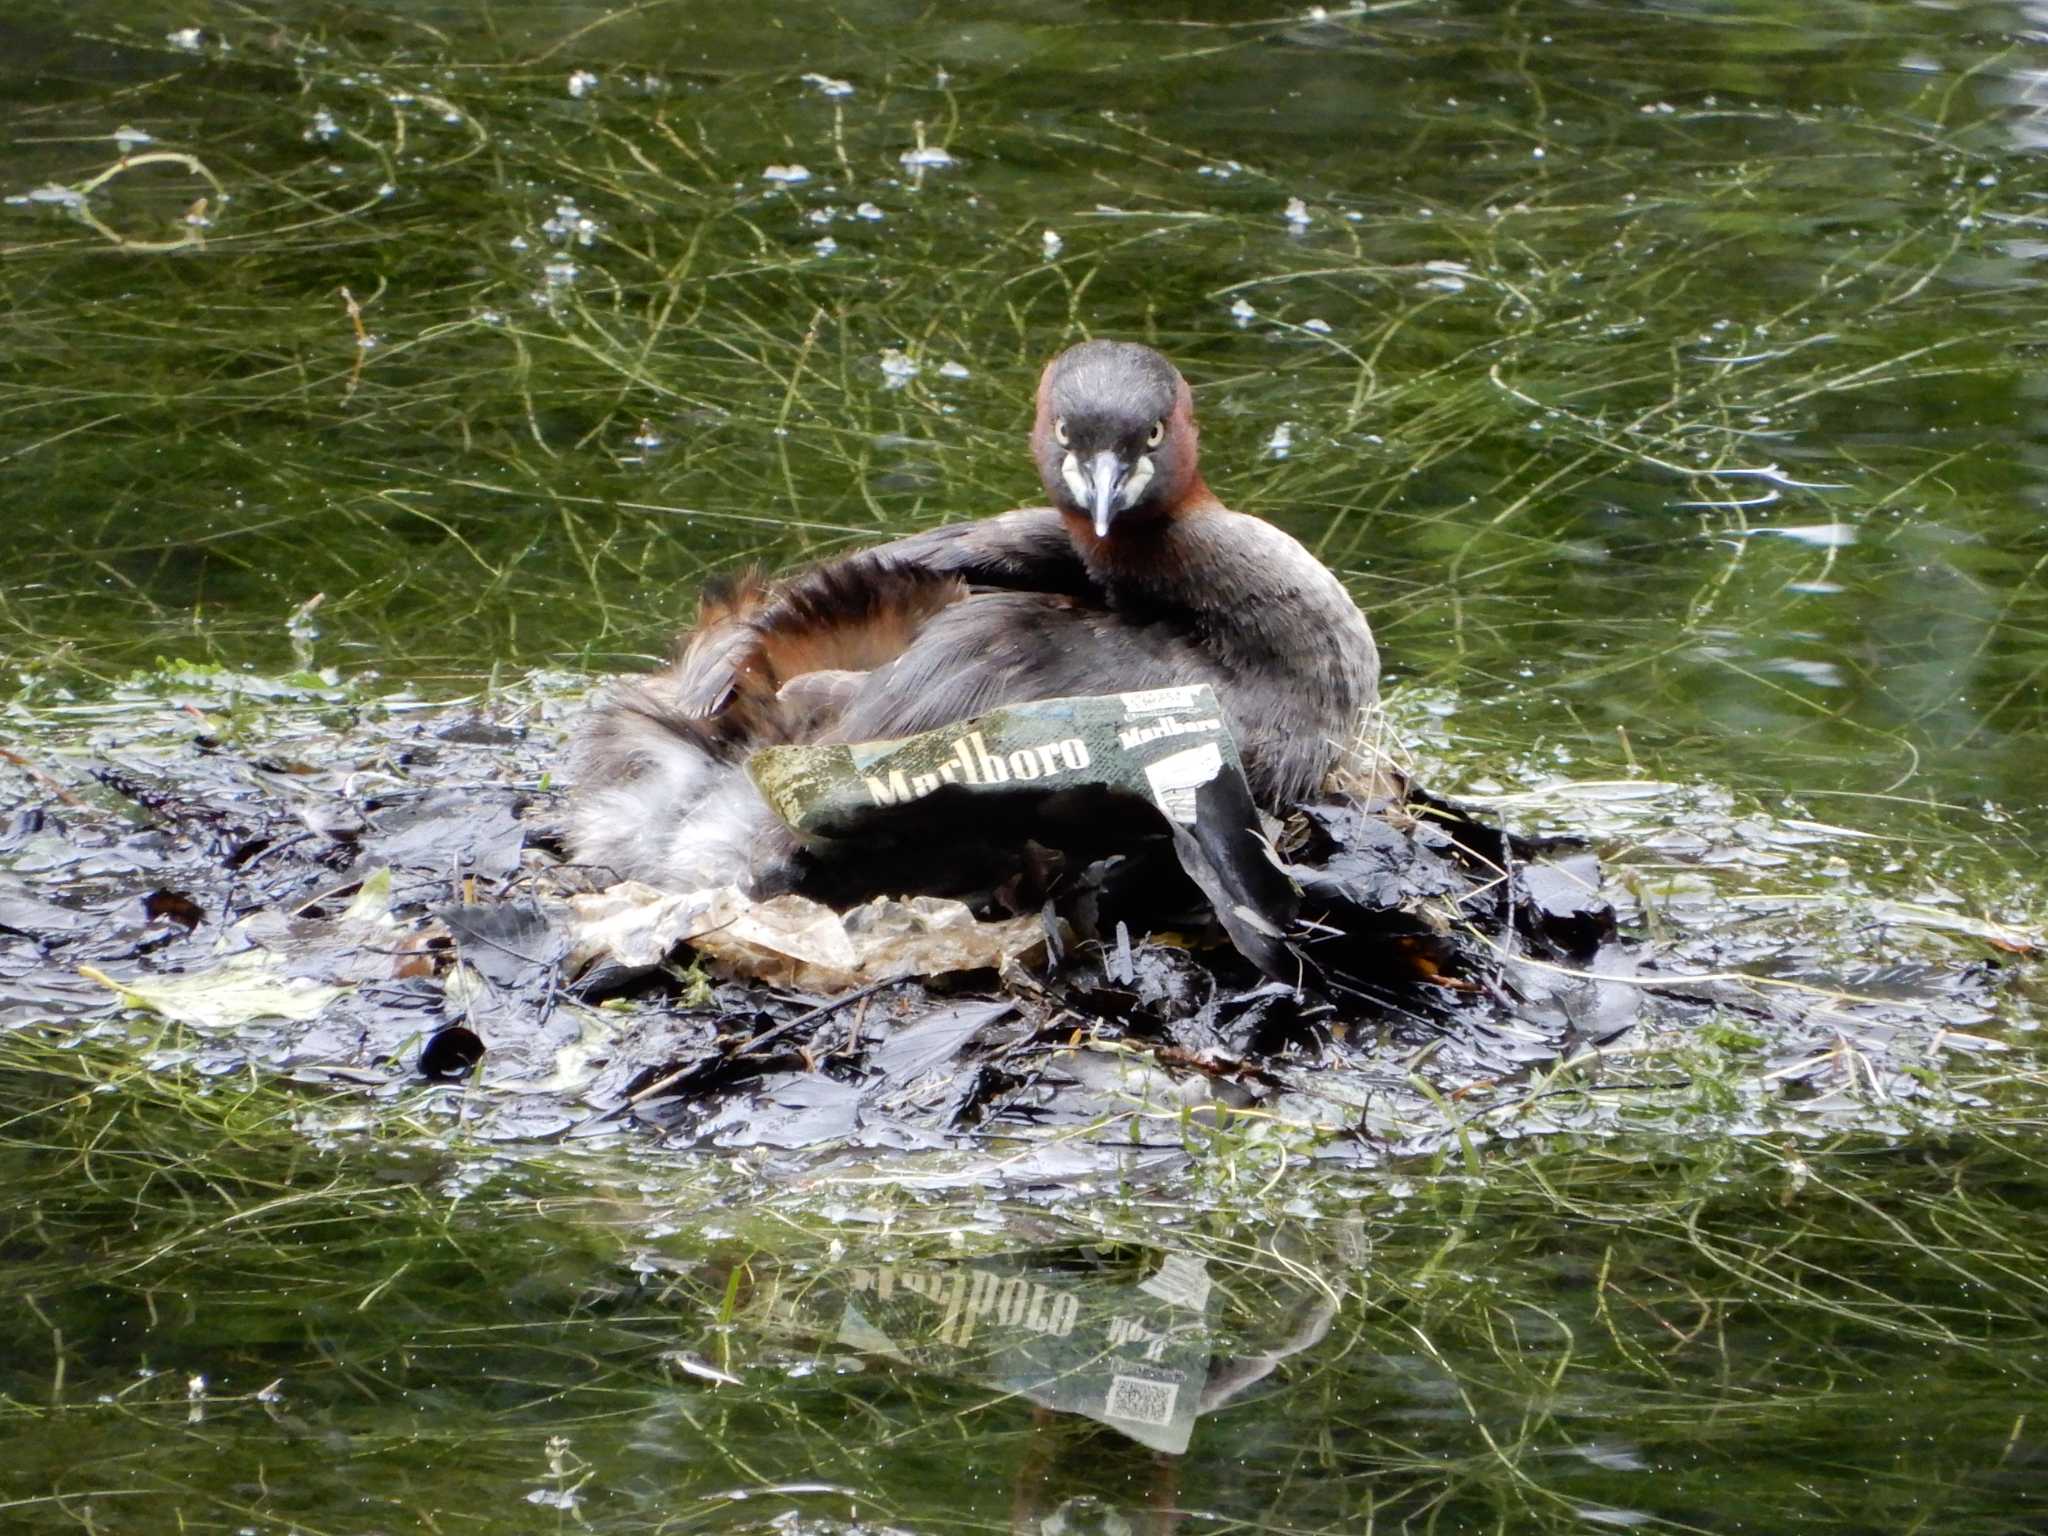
<box><xmin>1083</xmin><ymin>449</ymin><xmax>1127</xmax><ymax>538</ymax></box>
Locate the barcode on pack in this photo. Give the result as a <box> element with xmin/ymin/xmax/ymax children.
<box><xmin>1104</xmin><ymin>1374</ymin><xmax>1179</xmax><ymax>1427</ymax></box>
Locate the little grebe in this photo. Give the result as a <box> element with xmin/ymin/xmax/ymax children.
<box><xmin>567</xmin><ymin>340</ymin><xmax>1379</xmax><ymax>891</ymax></box>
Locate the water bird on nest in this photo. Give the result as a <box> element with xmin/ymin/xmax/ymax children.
<box><xmin>566</xmin><ymin>339</ymin><xmax>1381</xmax><ymax>892</ymax></box>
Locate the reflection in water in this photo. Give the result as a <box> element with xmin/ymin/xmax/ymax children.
<box><xmin>740</xmin><ymin>1233</ymin><xmax>1353</xmax><ymax>1459</ymax></box>
<box><xmin>1</xmin><ymin>1026</ymin><xmax>2043</xmax><ymax>1536</ymax></box>
<box><xmin>694</xmin><ymin>1229</ymin><xmax>1361</xmax><ymax>1532</ymax></box>
<box><xmin>757</xmin><ymin>1251</ymin><xmax>1219</xmax><ymax>1456</ymax></box>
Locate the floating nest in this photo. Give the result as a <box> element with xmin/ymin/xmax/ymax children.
<box><xmin>0</xmin><ymin>670</ymin><xmax>2018</xmax><ymax>1170</ymax></box>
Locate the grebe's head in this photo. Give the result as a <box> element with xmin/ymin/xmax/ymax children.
<box><xmin>1031</xmin><ymin>341</ymin><xmax>1202</xmax><ymax>539</ymax></box>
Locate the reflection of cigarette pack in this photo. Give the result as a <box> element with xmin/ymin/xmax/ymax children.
<box><xmin>747</xmin><ymin>1253</ymin><xmax>1213</xmax><ymax>1454</ymax></box>
<box><xmin>747</xmin><ymin>687</ymin><xmax>1242</xmax><ymax>838</ymax></box>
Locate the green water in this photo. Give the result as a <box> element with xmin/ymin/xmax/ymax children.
<box><xmin>4</xmin><ymin>1</ymin><xmax>2048</xmax><ymax>1531</ymax></box>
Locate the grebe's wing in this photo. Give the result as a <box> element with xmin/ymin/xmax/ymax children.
<box><xmin>668</xmin><ymin>559</ymin><xmax>967</xmax><ymax>719</ymax></box>
<box><xmin>867</xmin><ymin>506</ymin><xmax>1088</xmax><ymax>595</ymax></box>
<box><xmin>669</xmin><ymin>508</ymin><xmax>1083</xmax><ymax>719</ymax></box>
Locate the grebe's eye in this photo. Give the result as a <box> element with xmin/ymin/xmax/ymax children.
<box><xmin>1054</xmin><ymin>417</ymin><xmax>1069</xmax><ymax>446</ymax></box>
<box><xmin>1146</xmin><ymin>419</ymin><xmax>1165</xmax><ymax>448</ymax></box>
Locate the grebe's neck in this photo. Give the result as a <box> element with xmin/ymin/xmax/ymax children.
<box><xmin>1060</xmin><ymin>485</ymin><xmax>1223</xmax><ymax>589</ymax></box>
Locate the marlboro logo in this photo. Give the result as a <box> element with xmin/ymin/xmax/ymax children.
<box><xmin>849</xmin><ymin>1264</ymin><xmax>1082</xmax><ymax>1345</ymax></box>
<box><xmin>862</xmin><ymin>728</ymin><xmax>1092</xmax><ymax>807</ymax></box>
<box><xmin>1116</xmin><ymin>715</ymin><xmax>1221</xmax><ymax>751</ymax></box>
